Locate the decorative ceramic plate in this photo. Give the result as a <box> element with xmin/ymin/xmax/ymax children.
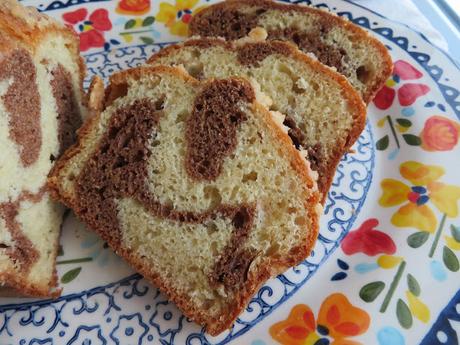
<box><xmin>2</xmin><ymin>0</ymin><xmax>460</xmax><ymax>344</ymax></box>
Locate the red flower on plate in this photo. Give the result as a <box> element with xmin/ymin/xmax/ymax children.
<box><xmin>374</xmin><ymin>60</ymin><xmax>430</xmax><ymax>110</ymax></box>
<box><xmin>62</xmin><ymin>8</ymin><xmax>112</xmax><ymax>51</ymax></box>
<box><xmin>341</xmin><ymin>218</ymin><xmax>396</xmax><ymax>256</ymax></box>
<box><xmin>116</xmin><ymin>0</ymin><xmax>151</xmax><ymax>15</ymax></box>
<box><xmin>62</xmin><ymin>8</ymin><xmax>87</xmax><ymax>24</ymax></box>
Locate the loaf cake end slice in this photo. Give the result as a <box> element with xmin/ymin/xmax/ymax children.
<box><xmin>189</xmin><ymin>0</ymin><xmax>393</xmax><ymax>103</ymax></box>
<box><xmin>0</xmin><ymin>0</ymin><xmax>85</xmax><ymax>297</ymax></box>
<box><xmin>48</xmin><ymin>66</ymin><xmax>321</xmax><ymax>334</ymax></box>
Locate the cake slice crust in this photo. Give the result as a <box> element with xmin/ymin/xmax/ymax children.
<box><xmin>189</xmin><ymin>0</ymin><xmax>393</xmax><ymax>103</ymax></box>
<box><xmin>49</xmin><ymin>66</ymin><xmax>321</xmax><ymax>335</ymax></box>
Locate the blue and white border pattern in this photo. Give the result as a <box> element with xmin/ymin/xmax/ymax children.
<box><xmin>421</xmin><ymin>288</ymin><xmax>460</xmax><ymax>345</ymax></box>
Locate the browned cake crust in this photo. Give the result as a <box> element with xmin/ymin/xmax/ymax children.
<box><xmin>189</xmin><ymin>0</ymin><xmax>393</xmax><ymax>103</ymax></box>
<box><xmin>48</xmin><ymin>66</ymin><xmax>321</xmax><ymax>335</ymax></box>
<box><xmin>148</xmin><ymin>38</ymin><xmax>367</xmax><ymax>202</ymax></box>
<box><xmin>0</xmin><ymin>1</ymin><xmax>85</xmax><ymax>297</ymax></box>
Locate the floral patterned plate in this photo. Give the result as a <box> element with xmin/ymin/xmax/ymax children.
<box><xmin>2</xmin><ymin>1</ymin><xmax>460</xmax><ymax>344</ymax></box>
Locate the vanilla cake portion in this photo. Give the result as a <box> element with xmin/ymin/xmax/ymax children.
<box><xmin>148</xmin><ymin>36</ymin><xmax>366</xmax><ymax>200</ymax></box>
<box><xmin>0</xmin><ymin>0</ymin><xmax>85</xmax><ymax>297</ymax></box>
<box><xmin>189</xmin><ymin>0</ymin><xmax>393</xmax><ymax>103</ymax></box>
<box><xmin>48</xmin><ymin>66</ymin><xmax>321</xmax><ymax>335</ymax></box>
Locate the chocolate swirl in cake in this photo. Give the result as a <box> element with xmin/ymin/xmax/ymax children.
<box><xmin>0</xmin><ymin>54</ymin><xmax>81</xmax><ymax>273</ymax></box>
<box><xmin>0</xmin><ymin>49</ymin><xmax>41</xmax><ymax>167</ymax></box>
<box><xmin>0</xmin><ymin>49</ymin><xmax>42</xmax><ymax>272</ymax></box>
<box><xmin>189</xmin><ymin>7</ymin><xmax>260</xmax><ymax>40</ymax></box>
<box><xmin>189</xmin><ymin>5</ymin><xmax>348</xmax><ymax>73</ymax></box>
<box><xmin>185</xmin><ymin>78</ymin><xmax>254</xmax><ymax>180</ymax></box>
<box><xmin>49</xmin><ymin>63</ymin><xmax>82</xmax><ymax>157</ymax></box>
<box><xmin>75</xmin><ymin>81</ymin><xmax>258</xmax><ymax>291</ymax></box>
<box><xmin>267</xmin><ymin>26</ymin><xmax>348</xmax><ymax>75</ymax></box>
<box><xmin>0</xmin><ymin>190</ymin><xmax>43</xmax><ymax>273</ymax></box>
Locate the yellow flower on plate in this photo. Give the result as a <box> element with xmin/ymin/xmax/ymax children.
<box><xmin>82</xmin><ymin>24</ymin><xmax>93</xmax><ymax>32</ymax></box>
<box><xmin>445</xmin><ymin>236</ymin><xmax>460</xmax><ymax>251</ymax></box>
<box><xmin>406</xmin><ymin>291</ymin><xmax>430</xmax><ymax>323</ymax></box>
<box><xmin>377</xmin><ymin>117</ymin><xmax>387</xmax><ymax>128</ymax></box>
<box><xmin>396</xmin><ymin>124</ymin><xmax>409</xmax><ymax>133</ymax></box>
<box><xmin>377</xmin><ymin>255</ymin><xmax>403</xmax><ymax>269</ymax></box>
<box><xmin>156</xmin><ymin>0</ymin><xmax>205</xmax><ymax>36</ymax></box>
<box><xmin>379</xmin><ymin>161</ymin><xmax>460</xmax><ymax>232</ymax></box>
<box><xmin>386</xmin><ymin>79</ymin><xmax>397</xmax><ymax>88</ymax></box>
<box><xmin>124</xmin><ymin>34</ymin><xmax>134</xmax><ymax>43</ymax></box>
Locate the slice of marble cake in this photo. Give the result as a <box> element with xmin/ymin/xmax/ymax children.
<box><xmin>48</xmin><ymin>66</ymin><xmax>321</xmax><ymax>334</ymax></box>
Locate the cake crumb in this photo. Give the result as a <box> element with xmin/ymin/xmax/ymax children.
<box><xmin>235</xmin><ymin>27</ymin><xmax>268</xmax><ymax>46</ymax></box>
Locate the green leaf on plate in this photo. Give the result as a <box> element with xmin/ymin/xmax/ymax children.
<box><xmin>124</xmin><ymin>19</ymin><xmax>136</xmax><ymax>30</ymax></box>
<box><xmin>142</xmin><ymin>16</ymin><xmax>155</xmax><ymax>26</ymax></box>
<box><xmin>61</xmin><ymin>267</ymin><xmax>82</xmax><ymax>284</ymax></box>
<box><xmin>407</xmin><ymin>274</ymin><xmax>421</xmax><ymax>296</ymax></box>
<box><xmin>397</xmin><ymin>298</ymin><xmax>413</xmax><ymax>329</ymax></box>
<box><xmin>140</xmin><ymin>36</ymin><xmax>154</xmax><ymax>44</ymax></box>
<box><xmin>376</xmin><ymin>135</ymin><xmax>389</xmax><ymax>150</ymax></box>
<box><xmin>407</xmin><ymin>231</ymin><xmax>429</xmax><ymax>248</ymax></box>
<box><xmin>450</xmin><ymin>224</ymin><xmax>460</xmax><ymax>243</ymax></box>
<box><xmin>359</xmin><ymin>281</ymin><xmax>385</xmax><ymax>302</ymax></box>
<box><xmin>396</xmin><ymin>118</ymin><xmax>412</xmax><ymax>127</ymax></box>
<box><xmin>402</xmin><ymin>134</ymin><xmax>421</xmax><ymax>146</ymax></box>
<box><xmin>443</xmin><ymin>246</ymin><xmax>459</xmax><ymax>272</ymax></box>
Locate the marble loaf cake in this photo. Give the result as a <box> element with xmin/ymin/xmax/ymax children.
<box><xmin>190</xmin><ymin>0</ymin><xmax>393</xmax><ymax>103</ymax></box>
<box><xmin>48</xmin><ymin>66</ymin><xmax>322</xmax><ymax>334</ymax></box>
<box><xmin>148</xmin><ymin>33</ymin><xmax>366</xmax><ymax>200</ymax></box>
<box><xmin>0</xmin><ymin>0</ymin><xmax>85</xmax><ymax>297</ymax></box>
